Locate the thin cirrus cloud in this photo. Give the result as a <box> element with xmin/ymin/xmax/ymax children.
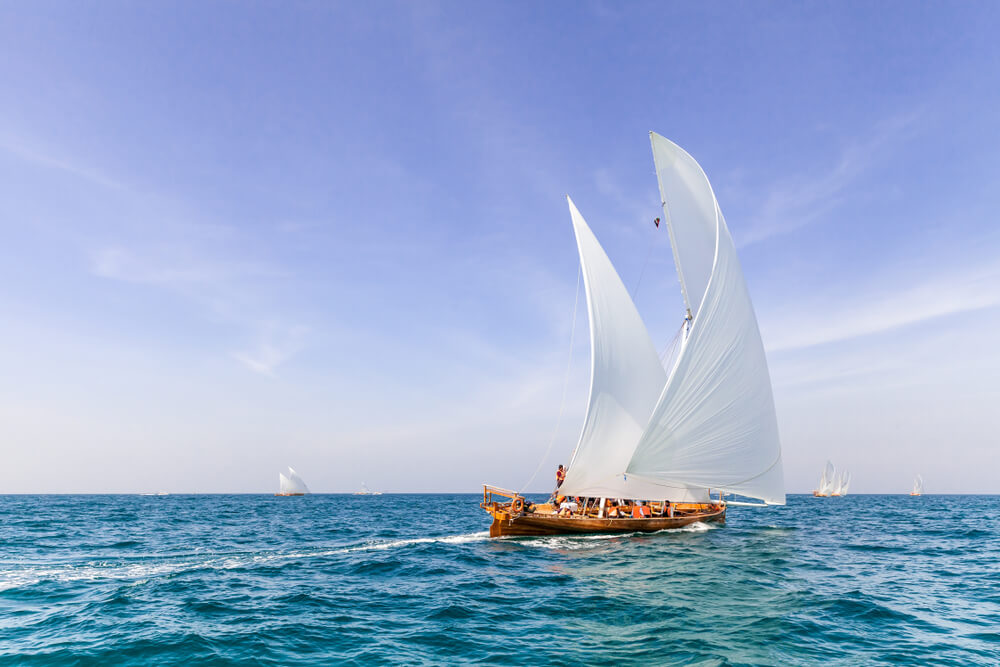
<box><xmin>762</xmin><ymin>261</ymin><xmax>1000</xmax><ymax>352</ymax></box>
<box><xmin>0</xmin><ymin>134</ymin><xmax>125</xmax><ymax>191</ymax></box>
<box><xmin>90</xmin><ymin>245</ymin><xmax>307</xmax><ymax>377</ymax></box>
<box><xmin>231</xmin><ymin>323</ymin><xmax>310</xmax><ymax>378</ymax></box>
<box><xmin>739</xmin><ymin>113</ymin><xmax>920</xmax><ymax>247</ymax></box>
<box><xmin>90</xmin><ymin>246</ymin><xmax>279</xmax><ymax>287</ymax></box>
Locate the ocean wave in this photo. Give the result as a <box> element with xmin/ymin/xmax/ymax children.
<box><xmin>0</xmin><ymin>532</ymin><xmax>492</xmax><ymax>592</ymax></box>
<box><xmin>3</xmin><ymin>494</ymin><xmax>999</xmax><ymax>664</ymax></box>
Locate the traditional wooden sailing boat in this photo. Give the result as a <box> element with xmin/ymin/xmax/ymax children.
<box><xmin>275</xmin><ymin>466</ymin><xmax>309</xmax><ymax>496</ymax></box>
<box><xmin>813</xmin><ymin>461</ymin><xmax>836</xmax><ymax>497</ymax></box>
<box><xmin>910</xmin><ymin>474</ymin><xmax>923</xmax><ymax>496</ymax></box>
<box><xmin>828</xmin><ymin>468</ymin><xmax>850</xmax><ymax>497</ymax></box>
<box><xmin>836</xmin><ymin>471</ymin><xmax>851</xmax><ymax>496</ymax></box>
<box><xmin>482</xmin><ymin>133</ymin><xmax>785</xmax><ymax>537</ymax></box>
<box><xmin>354</xmin><ymin>482</ymin><xmax>382</xmax><ymax>496</ymax></box>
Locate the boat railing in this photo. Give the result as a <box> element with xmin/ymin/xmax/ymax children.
<box><xmin>481</xmin><ymin>485</ymin><xmax>522</xmax><ymax>514</ymax></box>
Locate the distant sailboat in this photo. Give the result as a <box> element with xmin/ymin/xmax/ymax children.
<box><xmin>481</xmin><ymin>132</ymin><xmax>785</xmax><ymax>537</ymax></box>
<box><xmin>910</xmin><ymin>475</ymin><xmax>923</xmax><ymax>496</ymax></box>
<box><xmin>813</xmin><ymin>461</ymin><xmax>836</xmax><ymax>497</ymax></box>
<box><xmin>839</xmin><ymin>471</ymin><xmax>851</xmax><ymax>496</ymax></box>
<box><xmin>830</xmin><ymin>470</ymin><xmax>850</xmax><ymax>497</ymax></box>
<box><xmin>276</xmin><ymin>467</ymin><xmax>309</xmax><ymax>496</ymax></box>
<box><xmin>354</xmin><ymin>482</ymin><xmax>382</xmax><ymax>496</ymax></box>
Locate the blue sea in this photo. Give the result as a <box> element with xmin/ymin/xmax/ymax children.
<box><xmin>1</xmin><ymin>494</ymin><xmax>998</xmax><ymax>665</ymax></box>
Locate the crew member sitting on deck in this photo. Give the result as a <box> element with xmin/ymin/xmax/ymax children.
<box><xmin>633</xmin><ymin>500</ymin><xmax>652</xmax><ymax>518</ymax></box>
<box><xmin>558</xmin><ymin>497</ymin><xmax>579</xmax><ymax>516</ymax></box>
<box><xmin>605</xmin><ymin>499</ymin><xmax>620</xmax><ymax>518</ymax></box>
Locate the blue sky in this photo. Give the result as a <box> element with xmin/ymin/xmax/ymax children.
<box><xmin>2</xmin><ymin>2</ymin><xmax>998</xmax><ymax>493</ymax></box>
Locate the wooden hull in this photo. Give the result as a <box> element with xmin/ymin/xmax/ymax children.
<box><xmin>487</xmin><ymin>506</ymin><xmax>726</xmax><ymax>537</ymax></box>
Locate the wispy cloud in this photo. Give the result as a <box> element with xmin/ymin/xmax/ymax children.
<box><xmin>91</xmin><ymin>245</ymin><xmax>306</xmax><ymax>376</ymax></box>
<box><xmin>0</xmin><ymin>134</ymin><xmax>125</xmax><ymax>191</ymax></box>
<box><xmin>764</xmin><ymin>260</ymin><xmax>1000</xmax><ymax>352</ymax></box>
<box><xmin>90</xmin><ymin>246</ymin><xmax>280</xmax><ymax>286</ymax></box>
<box><xmin>740</xmin><ymin>113</ymin><xmax>920</xmax><ymax>246</ymax></box>
<box><xmin>231</xmin><ymin>323</ymin><xmax>309</xmax><ymax>377</ymax></box>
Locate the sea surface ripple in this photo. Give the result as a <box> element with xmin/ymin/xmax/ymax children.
<box><xmin>1</xmin><ymin>494</ymin><xmax>998</xmax><ymax>665</ymax></box>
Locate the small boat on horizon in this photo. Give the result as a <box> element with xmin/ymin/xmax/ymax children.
<box><xmin>910</xmin><ymin>474</ymin><xmax>923</xmax><ymax>496</ymax></box>
<box><xmin>813</xmin><ymin>461</ymin><xmax>836</xmax><ymax>497</ymax></box>
<box><xmin>276</xmin><ymin>467</ymin><xmax>309</xmax><ymax>496</ymax></box>
<box><xmin>482</xmin><ymin>133</ymin><xmax>785</xmax><ymax>537</ymax></box>
<box><xmin>829</xmin><ymin>469</ymin><xmax>850</xmax><ymax>497</ymax></box>
<box><xmin>834</xmin><ymin>471</ymin><xmax>851</xmax><ymax>497</ymax></box>
<box><xmin>354</xmin><ymin>482</ymin><xmax>382</xmax><ymax>496</ymax></box>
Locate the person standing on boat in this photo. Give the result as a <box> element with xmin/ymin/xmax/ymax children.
<box><xmin>555</xmin><ymin>465</ymin><xmax>566</xmax><ymax>489</ymax></box>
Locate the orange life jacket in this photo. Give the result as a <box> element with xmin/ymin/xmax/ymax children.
<box><xmin>633</xmin><ymin>505</ymin><xmax>651</xmax><ymax>518</ymax></box>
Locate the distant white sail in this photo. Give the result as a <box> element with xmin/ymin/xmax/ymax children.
<box><xmin>830</xmin><ymin>474</ymin><xmax>842</xmax><ymax>497</ymax></box>
<box><xmin>912</xmin><ymin>475</ymin><xmax>923</xmax><ymax>495</ymax></box>
<box><xmin>817</xmin><ymin>461</ymin><xmax>836</xmax><ymax>495</ymax></box>
<box><xmin>830</xmin><ymin>470</ymin><xmax>849</xmax><ymax>496</ymax></box>
<box><xmin>279</xmin><ymin>466</ymin><xmax>309</xmax><ymax>494</ymax></box>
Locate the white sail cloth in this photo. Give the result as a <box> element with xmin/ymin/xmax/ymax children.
<box><xmin>559</xmin><ymin>134</ymin><xmax>784</xmax><ymax>505</ymax></box>
<box><xmin>279</xmin><ymin>467</ymin><xmax>309</xmax><ymax>494</ymax></box>
<box><xmin>817</xmin><ymin>461</ymin><xmax>835</xmax><ymax>495</ymax></box>
<box><xmin>560</xmin><ymin>199</ymin><xmax>707</xmax><ymax>501</ymax></box>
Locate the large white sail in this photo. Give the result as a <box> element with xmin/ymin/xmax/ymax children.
<box><xmin>840</xmin><ymin>471</ymin><xmax>851</xmax><ymax>496</ymax></box>
<box><xmin>279</xmin><ymin>466</ymin><xmax>309</xmax><ymax>494</ymax></box>
<box><xmin>912</xmin><ymin>475</ymin><xmax>923</xmax><ymax>495</ymax></box>
<box><xmin>559</xmin><ymin>198</ymin><xmax>677</xmax><ymax>499</ymax></box>
<box><xmin>624</xmin><ymin>134</ymin><xmax>784</xmax><ymax>505</ymax></box>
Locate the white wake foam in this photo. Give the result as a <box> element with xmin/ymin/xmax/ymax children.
<box><xmin>0</xmin><ymin>532</ymin><xmax>491</xmax><ymax>592</ymax></box>
<box><xmin>509</xmin><ymin>521</ymin><xmax>717</xmax><ymax>550</ymax></box>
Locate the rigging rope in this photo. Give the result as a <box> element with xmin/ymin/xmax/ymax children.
<box><xmin>518</xmin><ymin>264</ymin><xmax>582</xmax><ymax>495</ymax></box>
<box><xmin>631</xmin><ymin>236</ymin><xmax>656</xmax><ymax>301</ymax></box>
<box><xmin>631</xmin><ymin>215</ymin><xmax>664</xmax><ymax>300</ymax></box>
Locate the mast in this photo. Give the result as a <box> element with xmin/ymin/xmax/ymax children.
<box><xmin>650</xmin><ymin>131</ymin><xmax>694</xmax><ymax>325</ymax></box>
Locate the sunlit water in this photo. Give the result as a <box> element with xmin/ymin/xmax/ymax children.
<box><xmin>1</xmin><ymin>494</ymin><xmax>998</xmax><ymax>665</ymax></box>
